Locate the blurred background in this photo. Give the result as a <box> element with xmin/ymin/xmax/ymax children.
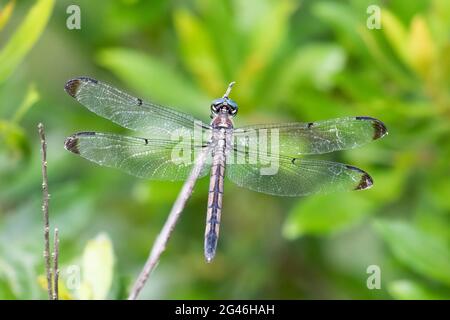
<box><xmin>0</xmin><ymin>0</ymin><xmax>449</xmax><ymax>299</ymax></box>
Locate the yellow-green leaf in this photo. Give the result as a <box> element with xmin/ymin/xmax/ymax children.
<box><xmin>381</xmin><ymin>10</ymin><xmax>409</xmax><ymax>66</ymax></box>
<box><xmin>173</xmin><ymin>9</ymin><xmax>225</xmax><ymax>96</ymax></box>
<box><xmin>0</xmin><ymin>119</ymin><xmax>29</xmax><ymax>163</ymax></box>
<box><xmin>236</xmin><ymin>0</ymin><xmax>297</xmax><ymax>100</ymax></box>
<box><xmin>0</xmin><ymin>0</ymin><xmax>15</xmax><ymax>31</ymax></box>
<box><xmin>12</xmin><ymin>84</ymin><xmax>39</xmax><ymax>123</ymax></box>
<box><xmin>0</xmin><ymin>0</ymin><xmax>55</xmax><ymax>84</ymax></box>
<box><xmin>37</xmin><ymin>275</ymin><xmax>74</xmax><ymax>300</ymax></box>
<box><xmin>407</xmin><ymin>16</ymin><xmax>437</xmax><ymax>78</ymax></box>
<box><xmin>79</xmin><ymin>233</ymin><xmax>114</xmax><ymax>300</ymax></box>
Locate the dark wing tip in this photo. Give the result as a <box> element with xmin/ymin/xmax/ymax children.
<box><xmin>371</xmin><ymin>119</ymin><xmax>388</xmax><ymax>140</ymax></box>
<box><xmin>355</xmin><ymin>116</ymin><xmax>388</xmax><ymax>140</ymax></box>
<box><xmin>64</xmin><ymin>132</ymin><xmax>96</xmax><ymax>154</ymax></box>
<box><xmin>64</xmin><ymin>79</ymin><xmax>81</xmax><ymax>97</ymax></box>
<box><xmin>357</xmin><ymin>172</ymin><xmax>373</xmax><ymax>190</ymax></box>
<box><xmin>345</xmin><ymin>165</ymin><xmax>374</xmax><ymax>190</ymax></box>
<box><xmin>64</xmin><ymin>77</ymin><xmax>98</xmax><ymax>97</ymax></box>
<box><xmin>64</xmin><ymin>135</ymin><xmax>80</xmax><ymax>154</ymax></box>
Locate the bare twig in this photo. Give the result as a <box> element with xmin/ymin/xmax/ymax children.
<box><xmin>38</xmin><ymin>123</ymin><xmax>60</xmax><ymax>300</ymax></box>
<box><xmin>128</xmin><ymin>146</ymin><xmax>212</xmax><ymax>300</ymax></box>
<box><xmin>38</xmin><ymin>123</ymin><xmax>52</xmax><ymax>300</ymax></box>
<box><xmin>52</xmin><ymin>228</ymin><xmax>59</xmax><ymax>300</ymax></box>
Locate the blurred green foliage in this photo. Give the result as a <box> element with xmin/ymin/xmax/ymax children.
<box><xmin>0</xmin><ymin>0</ymin><xmax>449</xmax><ymax>299</ymax></box>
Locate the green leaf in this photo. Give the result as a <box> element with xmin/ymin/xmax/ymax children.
<box><xmin>97</xmin><ymin>47</ymin><xmax>209</xmax><ymax>116</ymax></box>
<box><xmin>12</xmin><ymin>83</ymin><xmax>39</xmax><ymax>123</ymax></box>
<box><xmin>276</xmin><ymin>43</ymin><xmax>346</xmax><ymax>93</ymax></box>
<box><xmin>0</xmin><ymin>245</ymin><xmax>41</xmax><ymax>299</ymax></box>
<box><xmin>374</xmin><ymin>220</ymin><xmax>450</xmax><ymax>286</ymax></box>
<box><xmin>0</xmin><ymin>85</ymin><xmax>38</xmax><ymax>171</ymax></box>
<box><xmin>79</xmin><ymin>233</ymin><xmax>115</xmax><ymax>300</ymax></box>
<box><xmin>381</xmin><ymin>10</ymin><xmax>410</xmax><ymax>66</ymax></box>
<box><xmin>312</xmin><ymin>1</ymin><xmax>364</xmax><ymax>53</ymax></box>
<box><xmin>0</xmin><ymin>257</ymin><xmax>21</xmax><ymax>298</ymax></box>
<box><xmin>388</xmin><ymin>280</ymin><xmax>449</xmax><ymax>300</ymax></box>
<box><xmin>0</xmin><ymin>119</ymin><xmax>30</xmax><ymax>169</ymax></box>
<box><xmin>236</xmin><ymin>0</ymin><xmax>297</xmax><ymax>90</ymax></box>
<box><xmin>238</xmin><ymin>0</ymin><xmax>297</xmax><ymax>76</ymax></box>
<box><xmin>173</xmin><ymin>9</ymin><xmax>225</xmax><ymax>96</ymax></box>
<box><xmin>429</xmin><ymin>178</ymin><xmax>450</xmax><ymax>212</ymax></box>
<box><xmin>356</xmin><ymin>28</ymin><xmax>415</xmax><ymax>90</ymax></box>
<box><xmin>282</xmin><ymin>192</ymin><xmax>374</xmax><ymax>239</ymax></box>
<box><xmin>0</xmin><ymin>0</ymin><xmax>55</xmax><ymax>84</ymax></box>
<box><xmin>195</xmin><ymin>0</ymin><xmax>239</xmax><ymax>80</ymax></box>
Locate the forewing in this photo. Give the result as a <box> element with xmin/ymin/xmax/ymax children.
<box><xmin>233</xmin><ymin>116</ymin><xmax>387</xmax><ymax>156</ymax></box>
<box><xmin>64</xmin><ymin>77</ymin><xmax>210</xmax><ymax>138</ymax></box>
<box><xmin>64</xmin><ymin>132</ymin><xmax>211</xmax><ymax>181</ymax></box>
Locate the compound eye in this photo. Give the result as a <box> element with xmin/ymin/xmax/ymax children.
<box><xmin>211</xmin><ymin>104</ymin><xmax>219</xmax><ymax>113</ymax></box>
<box><xmin>212</xmin><ymin>98</ymin><xmax>224</xmax><ymax>106</ymax></box>
<box><xmin>211</xmin><ymin>98</ymin><xmax>224</xmax><ymax>113</ymax></box>
<box><xmin>227</xmin><ymin>99</ymin><xmax>238</xmax><ymax>115</ymax></box>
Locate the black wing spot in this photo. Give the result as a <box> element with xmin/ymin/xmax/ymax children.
<box><xmin>137</xmin><ymin>98</ymin><xmax>143</xmax><ymax>106</ymax></box>
<box><xmin>355</xmin><ymin>116</ymin><xmax>388</xmax><ymax>140</ymax></box>
<box><xmin>144</xmin><ymin>138</ymin><xmax>148</xmax><ymax>145</ymax></box>
<box><xmin>307</xmin><ymin>122</ymin><xmax>314</xmax><ymax>128</ymax></box>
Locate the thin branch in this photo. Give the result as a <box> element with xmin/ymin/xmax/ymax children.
<box><xmin>38</xmin><ymin>123</ymin><xmax>52</xmax><ymax>300</ymax></box>
<box><xmin>128</xmin><ymin>146</ymin><xmax>212</xmax><ymax>300</ymax></box>
<box><xmin>52</xmin><ymin>228</ymin><xmax>59</xmax><ymax>300</ymax></box>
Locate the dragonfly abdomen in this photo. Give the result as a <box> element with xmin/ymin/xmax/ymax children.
<box><xmin>204</xmin><ymin>133</ymin><xmax>227</xmax><ymax>263</ymax></box>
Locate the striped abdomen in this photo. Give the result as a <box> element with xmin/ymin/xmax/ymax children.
<box><xmin>204</xmin><ymin>137</ymin><xmax>226</xmax><ymax>262</ymax></box>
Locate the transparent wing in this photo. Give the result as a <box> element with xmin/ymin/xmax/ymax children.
<box><xmin>65</xmin><ymin>77</ymin><xmax>211</xmax><ymax>138</ymax></box>
<box><xmin>226</xmin><ymin>152</ymin><xmax>373</xmax><ymax>196</ymax></box>
<box><xmin>64</xmin><ymin>132</ymin><xmax>211</xmax><ymax>181</ymax></box>
<box><xmin>233</xmin><ymin>116</ymin><xmax>387</xmax><ymax>156</ymax></box>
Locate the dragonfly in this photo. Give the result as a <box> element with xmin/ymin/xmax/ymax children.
<box><xmin>64</xmin><ymin>77</ymin><xmax>388</xmax><ymax>262</ymax></box>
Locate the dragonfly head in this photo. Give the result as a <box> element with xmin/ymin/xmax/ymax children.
<box><xmin>210</xmin><ymin>81</ymin><xmax>238</xmax><ymax>117</ymax></box>
<box><xmin>210</xmin><ymin>97</ymin><xmax>238</xmax><ymax>117</ymax></box>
